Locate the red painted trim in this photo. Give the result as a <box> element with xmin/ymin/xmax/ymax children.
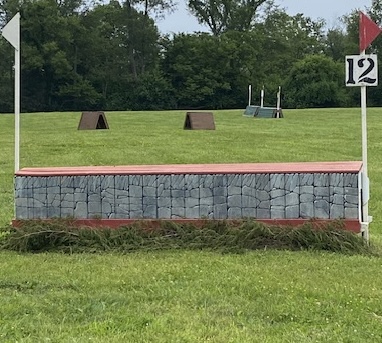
<box><xmin>11</xmin><ymin>218</ymin><xmax>361</xmax><ymax>233</ymax></box>
<box><xmin>15</xmin><ymin>161</ymin><xmax>363</xmax><ymax>176</ymax></box>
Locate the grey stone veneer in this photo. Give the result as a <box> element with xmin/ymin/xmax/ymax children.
<box><xmin>15</xmin><ymin>172</ymin><xmax>360</xmax><ymax>221</ymax></box>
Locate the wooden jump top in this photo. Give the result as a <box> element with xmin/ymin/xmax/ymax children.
<box><xmin>15</xmin><ymin>161</ymin><xmax>363</xmax><ymax>176</ymax></box>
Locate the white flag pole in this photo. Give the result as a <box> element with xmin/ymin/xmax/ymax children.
<box><xmin>248</xmin><ymin>85</ymin><xmax>251</xmax><ymax>107</ymax></box>
<box><xmin>360</xmin><ymin>49</ymin><xmax>370</xmax><ymax>239</ymax></box>
<box><xmin>15</xmin><ymin>39</ymin><xmax>20</xmax><ymax>172</ymax></box>
<box><xmin>2</xmin><ymin>13</ymin><xmax>21</xmax><ymax>172</ymax></box>
<box><xmin>260</xmin><ymin>85</ymin><xmax>264</xmax><ymax>107</ymax></box>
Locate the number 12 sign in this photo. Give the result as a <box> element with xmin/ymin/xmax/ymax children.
<box><xmin>346</xmin><ymin>55</ymin><xmax>378</xmax><ymax>87</ymax></box>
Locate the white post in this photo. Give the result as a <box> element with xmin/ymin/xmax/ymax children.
<box><xmin>276</xmin><ymin>86</ymin><xmax>281</xmax><ymax>118</ymax></box>
<box><xmin>248</xmin><ymin>84</ymin><xmax>251</xmax><ymax>107</ymax></box>
<box><xmin>2</xmin><ymin>13</ymin><xmax>21</xmax><ymax>173</ymax></box>
<box><xmin>260</xmin><ymin>85</ymin><xmax>264</xmax><ymax>107</ymax></box>
<box><xmin>15</xmin><ymin>45</ymin><xmax>20</xmax><ymax>172</ymax></box>
<box><xmin>360</xmin><ymin>49</ymin><xmax>370</xmax><ymax>241</ymax></box>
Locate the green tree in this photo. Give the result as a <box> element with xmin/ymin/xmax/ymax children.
<box><xmin>78</xmin><ymin>0</ymin><xmax>163</xmax><ymax>110</ymax></box>
<box><xmin>124</xmin><ymin>0</ymin><xmax>176</xmax><ymax>17</ymax></box>
<box><xmin>187</xmin><ymin>0</ymin><xmax>268</xmax><ymax>35</ymax></box>
<box><xmin>19</xmin><ymin>0</ymin><xmax>102</xmax><ymax>111</ymax></box>
<box><xmin>284</xmin><ymin>55</ymin><xmax>350</xmax><ymax>108</ymax></box>
<box><xmin>242</xmin><ymin>5</ymin><xmax>326</xmax><ymax>103</ymax></box>
<box><xmin>162</xmin><ymin>31</ymin><xmax>267</xmax><ymax>109</ymax></box>
<box><xmin>0</xmin><ymin>40</ymin><xmax>14</xmax><ymax>112</ymax></box>
<box><xmin>324</xmin><ymin>28</ymin><xmax>348</xmax><ymax>61</ymax></box>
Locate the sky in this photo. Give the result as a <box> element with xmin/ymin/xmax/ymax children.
<box><xmin>157</xmin><ymin>0</ymin><xmax>372</xmax><ymax>34</ymax></box>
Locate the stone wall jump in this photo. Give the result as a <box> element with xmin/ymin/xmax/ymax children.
<box><xmin>14</xmin><ymin>162</ymin><xmax>362</xmax><ymax>223</ymax></box>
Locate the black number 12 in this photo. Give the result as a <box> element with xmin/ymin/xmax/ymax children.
<box><xmin>347</xmin><ymin>57</ymin><xmax>376</xmax><ymax>84</ymax></box>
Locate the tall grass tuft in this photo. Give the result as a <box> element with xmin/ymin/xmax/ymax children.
<box><xmin>1</xmin><ymin>219</ymin><xmax>371</xmax><ymax>255</ymax></box>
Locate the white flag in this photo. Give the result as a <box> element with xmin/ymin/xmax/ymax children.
<box><xmin>2</xmin><ymin>12</ymin><xmax>20</xmax><ymax>50</ymax></box>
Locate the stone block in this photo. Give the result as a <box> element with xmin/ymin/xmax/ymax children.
<box><xmin>61</xmin><ymin>175</ymin><xmax>75</xmax><ymax>189</ymax></box>
<box><xmin>88</xmin><ymin>201</ymin><xmax>101</xmax><ymax>215</ymax></box>
<box><xmin>213</xmin><ymin>203</ymin><xmax>227</xmax><ymax>219</ymax></box>
<box><xmin>158</xmin><ymin>207</ymin><xmax>171</xmax><ymax>219</ymax></box>
<box><xmin>214</xmin><ymin>195</ymin><xmax>227</xmax><ymax>205</ymax></box>
<box><xmin>200</xmin><ymin>204</ymin><xmax>213</xmax><ymax>219</ymax></box>
<box><xmin>271</xmin><ymin>206</ymin><xmax>285</xmax><ymax>219</ymax></box>
<box><xmin>185</xmin><ymin>174</ymin><xmax>200</xmax><ymax>194</ymax></box>
<box><xmin>74</xmin><ymin>202</ymin><xmax>87</xmax><ymax>218</ymax></box>
<box><xmin>143</xmin><ymin>205</ymin><xmax>157</xmax><ymax>218</ymax></box>
<box><xmin>286</xmin><ymin>205</ymin><xmax>299</xmax><ymax>219</ymax></box>
<box><xmin>227</xmin><ymin>174</ymin><xmax>241</xmax><ymax>196</ymax></box>
<box><xmin>256</xmin><ymin>174</ymin><xmax>271</xmax><ymax>191</ymax></box>
<box><xmin>227</xmin><ymin>207</ymin><xmax>242</xmax><ymax>219</ymax></box>
<box><xmin>314</xmin><ymin>173</ymin><xmax>329</xmax><ymax>187</ymax></box>
<box><xmin>345</xmin><ymin>195</ymin><xmax>359</xmax><ymax>207</ymax></box>
<box><xmin>172</xmin><ymin>196</ymin><xmax>185</xmax><ymax>208</ymax></box>
<box><xmin>200</xmin><ymin>187</ymin><xmax>213</xmax><ymax>198</ymax></box>
<box><xmin>314</xmin><ymin>186</ymin><xmax>329</xmax><ymax>197</ymax></box>
<box><xmin>256</xmin><ymin>208</ymin><xmax>270</xmax><ymax>219</ymax></box>
<box><xmin>158</xmin><ymin>196</ymin><xmax>171</xmax><ymax>208</ymax></box>
<box><xmin>129</xmin><ymin>185</ymin><xmax>143</xmax><ymax>198</ymax></box>
<box><xmin>15</xmin><ymin>205</ymin><xmax>28</xmax><ymax>219</ymax></box>
<box><xmin>314</xmin><ymin>199</ymin><xmax>330</xmax><ymax>219</ymax></box>
<box><xmin>286</xmin><ymin>193</ymin><xmax>299</xmax><ymax>206</ymax></box>
<box><xmin>330</xmin><ymin>204</ymin><xmax>344</xmax><ymax>219</ymax></box>
<box><xmin>258</xmin><ymin>200</ymin><xmax>270</xmax><ymax>209</ymax></box>
<box><xmin>345</xmin><ymin>207</ymin><xmax>359</xmax><ymax>219</ymax></box>
<box><xmin>47</xmin><ymin>206</ymin><xmax>61</xmax><ymax>218</ymax></box>
<box><xmin>185</xmin><ymin>197</ymin><xmax>199</xmax><ymax>208</ymax></box>
<box><xmin>270</xmin><ymin>174</ymin><xmax>284</xmax><ymax>189</ymax></box>
<box><xmin>130</xmin><ymin>210</ymin><xmax>143</xmax><ymax>218</ymax></box>
<box><xmin>115</xmin><ymin>176</ymin><xmax>129</xmax><ymax>218</ymax></box>
<box><xmin>73</xmin><ymin>175</ymin><xmax>87</xmax><ymax>189</ymax></box>
<box><xmin>115</xmin><ymin>175</ymin><xmax>129</xmax><ymax>190</ymax></box>
<box><xmin>172</xmin><ymin>174</ymin><xmax>185</xmax><ymax>190</ymax></box>
<box><xmin>344</xmin><ymin>173</ymin><xmax>358</xmax><ymax>187</ymax></box>
<box><xmin>256</xmin><ymin>190</ymin><xmax>269</xmax><ymax>202</ymax></box>
<box><xmin>115</xmin><ymin>203</ymin><xmax>129</xmax><ymax>219</ymax></box>
<box><xmin>300</xmin><ymin>174</ymin><xmax>314</xmax><ymax>186</ymax></box>
<box><xmin>185</xmin><ymin>206</ymin><xmax>200</xmax><ymax>218</ymax></box>
<box><xmin>300</xmin><ymin>203</ymin><xmax>314</xmax><ymax>218</ymax></box>
<box><xmin>242</xmin><ymin>195</ymin><xmax>258</xmax><ymax>208</ymax></box>
<box><xmin>285</xmin><ymin>174</ymin><xmax>299</xmax><ymax>191</ymax></box>
<box><xmin>228</xmin><ymin>194</ymin><xmax>241</xmax><ymax>208</ymax></box>
<box><xmin>15</xmin><ymin>197</ymin><xmax>28</xmax><ymax>208</ymax></box>
<box><xmin>271</xmin><ymin>189</ymin><xmax>285</xmax><ymax>207</ymax></box>
<box><xmin>172</xmin><ymin>207</ymin><xmax>185</xmax><ymax>218</ymax></box>
<box><xmin>242</xmin><ymin>208</ymin><xmax>255</xmax><ymax>218</ymax></box>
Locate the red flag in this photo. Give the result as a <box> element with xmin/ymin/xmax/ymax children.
<box><xmin>359</xmin><ymin>11</ymin><xmax>382</xmax><ymax>52</ymax></box>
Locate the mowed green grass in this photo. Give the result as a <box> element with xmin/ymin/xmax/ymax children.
<box><xmin>1</xmin><ymin>250</ymin><xmax>382</xmax><ymax>342</ymax></box>
<box><xmin>1</xmin><ymin>108</ymin><xmax>382</xmax><ymax>342</ymax></box>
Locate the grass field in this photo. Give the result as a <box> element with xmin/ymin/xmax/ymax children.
<box><xmin>1</xmin><ymin>108</ymin><xmax>382</xmax><ymax>341</ymax></box>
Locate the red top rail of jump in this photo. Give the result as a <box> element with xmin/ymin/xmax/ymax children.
<box><xmin>15</xmin><ymin>161</ymin><xmax>363</xmax><ymax>177</ymax></box>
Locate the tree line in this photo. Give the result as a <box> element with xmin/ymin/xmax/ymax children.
<box><xmin>0</xmin><ymin>0</ymin><xmax>381</xmax><ymax>112</ymax></box>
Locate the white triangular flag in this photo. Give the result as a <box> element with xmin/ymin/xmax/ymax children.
<box><xmin>2</xmin><ymin>12</ymin><xmax>20</xmax><ymax>50</ymax></box>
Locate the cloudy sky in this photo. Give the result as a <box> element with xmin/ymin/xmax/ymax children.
<box><xmin>157</xmin><ymin>0</ymin><xmax>371</xmax><ymax>34</ymax></box>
